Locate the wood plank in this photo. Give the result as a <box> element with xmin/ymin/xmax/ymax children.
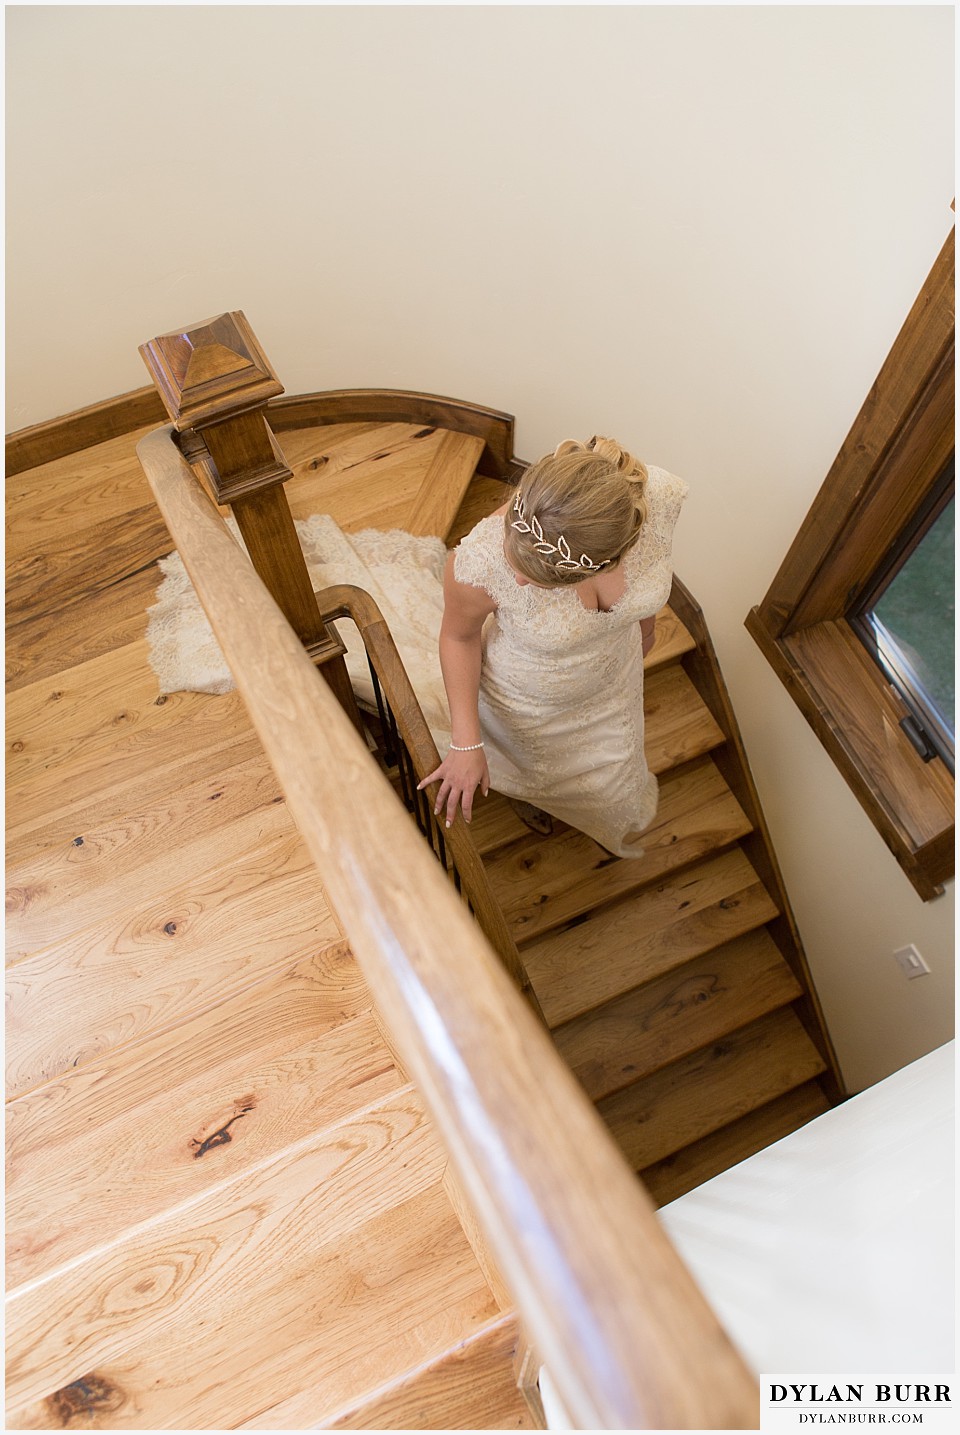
<box><xmin>261</xmin><ymin>1314</ymin><xmax>532</xmax><ymax>1431</ymax></box>
<box><xmin>789</xmin><ymin>618</ymin><xmax>954</xmax><ymax>847</ymax></box>
<box><xmin>405</xmin><ymin>431</ymin><xmax>486</xmax><ymax>539</ymax></box>
<box><xmin>6</xmin><ymin>958</ymin><xmax>398</xmax><ymax>1288</ymax></box>
<box><xmin>485</xmin><ymin>758</ymin><xmax>752</xmax><ymax>947</ymax></box>
<box><xmin>644</xmin><ymin>663</ymin><xmax>726</xmax><ymax>773</ymax></box>
<box><xmin>6</xmin><ymin>564</ymin><xmax>158</xmax><ymax>693</ymax></box>
<box><xmin>645</xmin><ymin>605</ymin><xmax>697</xmax><ymax>671</ymax></box>
<box><xmin>524</xmin><ymin>847</ymin><xmax>779</xmax><ymax>1028</ymax></box>
<box><xmin>5</xmin><ymin>430</ymin><xmax>157</xmax><ymax>557</ymax></box>
<box><xmin>6</xmin><ymin>642</ymin><xmax>254</xmax><ymax>832</ymax></box>
<box><xmin>553</xmin><ymin>928</ymin><xmax>803</xmax><ymax>1103</ymax></box>
<box><xmin>268</xmin><ymin>390</ymin><xmax>520</xmax><ymax>480</ymax></box>
<box><xmin>446</xmin><ymin>474</ymin><xmax>512</xmax><ymax>547</ymax></box>
<box><xmin>639</xmin><ymin>1081</ymin><xmax>832</xmax><ymax>1208</ymax></box>
<box><xmin>5</xmin><ymin>390</ymin><xmax>164</xmax><ymax>477</ymax></box>
<box><xmin>7</xmin><ymin>1149</ymin><xmax>495</xmax><ymax>1429</ymax></box>
<box><xmin>467</xmin><ymin>789</ymin><xmax>534</xmax><ymax>856</ymax></box>
<box><xmin>282</xmin><ymin>421</ymin><xmax>454</xmax><ymax>533</ymax></box>
<box><xmin>6</xmin><ymin>750</ymin><xmax>287</xmax><ymax>962</ymax></box>
<box><xmin>597</xmin><ymin>1007</ymin><xmax>827</xmax><ymax>1172</ymax></box>
<box><xmin>6</xmin><ymin>505</ymin><xmax>172</xmax><ymax>626</ymax></box>
<box><xmin>5</xmin><ymin>831</ymin><xmax>346</xmax><ymax>1098</ymax></box>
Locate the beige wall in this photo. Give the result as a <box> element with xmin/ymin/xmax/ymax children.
<box><xmin>7</xmin><ymin>5</ymin><xmax>954</xmax><ymax>1091</ymax></box>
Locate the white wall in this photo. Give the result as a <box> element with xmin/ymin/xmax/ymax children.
<box><xmin>7</xmin><ymin>5</ymin><xmax>954</xmax><ymax>1091</ymax></box>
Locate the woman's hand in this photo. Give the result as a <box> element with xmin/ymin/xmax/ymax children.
<box><xmin>418</xmin><ymin>746</ymin><xmax>490</xmax><ymax>827</ymax></box>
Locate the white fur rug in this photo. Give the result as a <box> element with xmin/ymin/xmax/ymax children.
<box><xmin>145</xmin><ymin>515</ymin><xmax>454</xmax><ymax>746</ymax></box>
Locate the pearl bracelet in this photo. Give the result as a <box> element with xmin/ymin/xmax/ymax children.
<box><xmin>449</xmin><ymin>741</ymin><xmax>485</xmax><ymax>751</ymax></box>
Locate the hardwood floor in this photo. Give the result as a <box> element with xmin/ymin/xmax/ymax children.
<box><xmin>6</xmin><ymin>410</ymin><xmax>835</xmax><ymax>1428</ymax></box>
<box><xmin>5</xmin><ymin>421</ymin><xmax>530</xmax><ymax>1430</ymax></box>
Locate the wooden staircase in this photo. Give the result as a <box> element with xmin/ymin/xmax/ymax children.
<box><xmin>446</xmin><ymin>482</ymin><xmax>838</xmax><ymax>1203</ymax></box>
<box><xmin>5</xmin><ymin>401</ymin><xmax>836</xmax><ymax>1428</ymax></box>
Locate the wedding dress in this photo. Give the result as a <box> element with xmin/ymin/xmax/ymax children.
<box><xmin>452</xmin><ymin>466</ymin><xmax>687</xmax><ymax>855</ymax></box>
<box><xmin>145</xmin><ymin>468</ymin><xmax>686</xmax><ymax>857</ymax></box>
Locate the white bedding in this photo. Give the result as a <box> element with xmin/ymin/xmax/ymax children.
<box><xmin>657</xmin><ymin>1041</ymin><xmax>955</xmax><ymax>1372</ymax></box>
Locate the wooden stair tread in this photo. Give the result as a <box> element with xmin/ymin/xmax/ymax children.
<box><xmin>596</xmin><ymin>1006</ymin><xmax>827</xmax><ymax>1172</ymax></box>
<box><xmin>485</xmin><ymin>757</ymin><xmax>752</xmax><ymax>947</ymax></box>
<box><xmin>5</xmin><ymin>427</ymin><xmax>159</xmax><ymax>558</ymax></box>
<box><xmin>553</xmin><ymin>927</ymin><xmax>803</xmax><ymax>1103</ymax></box>
<box><xmin>639</xmin><ymin>1081</ymin><xmax>832</xmax><ymax>1208</ymax></box>
<box><xmin>6</xmin><ymin>950</ymin><xmax>390</xmax><ymax>1287</ymax></box>
<box><xmin>6</xmin><ymin>748</ymin><xmax>292</xmax><ymax>962</ymax></box>
<box><xmin>524</xmin><ymin>846</ymin><xmax>779</xmax><ymax>1027</ymax></box>
<box><xmin>262</xmin><ymin>1314</ymin><xmax>531</xmax><ymax>1431</ymax></box>
<box><xmin>645</xmin><ymin>605</ymin><xmax>697</xmax><ymax>671</ymax></box>
<box><xmin>6</xmin><ymin>563</ymin><xmax>159</xmax><ymax>694</ymax></box>
<box><xmin>7</xmin><ymin>504</ymin><xmax>172</xmax><ymax>628</ymax></box>
<box><xmin>445</xmin><ymin>475</ymin><xmax>511</xmax><ymax>547</ymax></box>
<box><xmin>5</xmin><ymin>831</ymin><xmax>346</xmax><ymax>1099</ymax></box>
<box><xmin>643</xmin><ymin>663</ymin><xmax>726</xmax><ymax>777</ymax></box>
<box><xmin>282</xmin><ymin>421</ymin><xmax>466</xmax><ymax>534</ymax></box>
<box><xmin>6</xmin><ymin>641</ymin><xmax>256</xmax><ymax>836</ymax></box>
<box><xmin>6</xmin><ymin>1094</ymin><xmax>496</xmax><ymax>1429</ymax></box>
<box><xmin>5</xmin><ymin>422</ymin><xmax>157</xmax><ymax>510</ymax></box>
<box><xmin>405</xmin><ymin>431</ymin><xmax>486</xmax><ymax>540</ymax></box>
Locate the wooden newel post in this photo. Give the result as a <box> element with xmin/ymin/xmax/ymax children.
<box><xmin>139</xmin><ymin>312</ymin><xmax>363</xmax><ymax>732</ymax></box>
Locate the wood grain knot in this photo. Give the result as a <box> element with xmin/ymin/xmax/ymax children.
<box><xmin>189</xmin><ymin>1096</ymin><xmax>256</xmax><ymax>1159</ymax></box>
<box><xmin>72</xmin><ymin>836</ymin><xmax>84</xmax><ymax>847</ymax></box>
<box><xmin>413</xmin><ymin>427</ymin><xmax>437</xmax><ymax>439</ymax></box>
<box><xmin>309</xmin><ymin>455</ymin><xmax>329</xmax><ymax>470</ymax></box>
<box><xmin>163</xmin><ymin>920</ymin><xmax>178</xmax><ymax>936</ymax></box>
<box><xmin>645</xmin><ymin>976</ymin><xmax>722</xmax><ymax>1029</ymax></box>
<box><xmin>45</xmin><ymin>1373</ymin><xmax>126</xmax><ymax>1427</ymax></box>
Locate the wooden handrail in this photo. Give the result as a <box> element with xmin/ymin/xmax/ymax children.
<box><xmin>313</xmin><ymin>582</ymin><xmax>545</xmax><ymax>1022</ymax></box>
<box><xmin>137</xmin><ymin>423</ymin><xmax>759</xmax><ymax>1431</ymax></box>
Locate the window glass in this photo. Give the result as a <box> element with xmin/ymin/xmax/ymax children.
<box><xmin>854</xmin><ymin>463</ymin><xmax>954</xmax><ymax>767</ymax></box>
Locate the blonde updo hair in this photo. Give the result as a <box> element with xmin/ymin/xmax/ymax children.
<box><xmin>503</xmin><ymin>436</ymin><xmax>649</xmax><ymax>587</ymax></box>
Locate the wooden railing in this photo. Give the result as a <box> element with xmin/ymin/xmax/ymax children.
<box><xmin>137</xmin><ymin>420</ymin><xmax>759</xmax><ymax>1430</ymax></box>
<box><xmin>314</xmin><ymin>582</ymin><xmax>545</xmax><ymax>1021</ymax></box>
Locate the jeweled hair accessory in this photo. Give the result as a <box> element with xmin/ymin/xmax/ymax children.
<box><xmin>511</xmin><ymin>492</ymin><xmax>612</xmax><ymax>572</ymax></box>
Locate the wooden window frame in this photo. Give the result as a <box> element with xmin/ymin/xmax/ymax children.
<box><xmin>746</xmin><ymin>229</ymin><xmax>954</xmax><ymax>901</ymax></box>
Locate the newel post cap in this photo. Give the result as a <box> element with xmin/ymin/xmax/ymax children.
<box><xmin>139</xmin><ymin>311</ymin><xmax>284</xmax><ymax>429</ymax></box>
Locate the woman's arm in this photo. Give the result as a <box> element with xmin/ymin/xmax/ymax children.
<box><xmin>417</xmin><ymin>551</ymin><xmax>496</xmax><ymax>826</ymax></box>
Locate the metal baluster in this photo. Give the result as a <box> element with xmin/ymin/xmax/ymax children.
<box><xmin>367</xmin><ymin>658</ymin><xmax>397</xmax><ymax>767</ymax></box>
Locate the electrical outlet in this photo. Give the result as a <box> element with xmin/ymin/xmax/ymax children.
<box><xmin>893</xmin><ymin>944</ymin><xmax>931</xmax><ymax>979</ymax></box>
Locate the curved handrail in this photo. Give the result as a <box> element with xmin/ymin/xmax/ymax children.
<box><xmin>265</xmin><ymin>387</ymin><xmax>526</xmax><ymax>481</ymax></box>
<box><xmin>137</xmin><ymin>424</ymin><xmax>759</xmax><ymax>1431</ymax></box>
<box><xmin>313</xmin><ymin>582</ymin><xmax>545</xmax><ymax>1021</ymax></box>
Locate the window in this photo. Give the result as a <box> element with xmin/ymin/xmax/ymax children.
<box><xmin>850</xmin><ymin>458</ymin><xmax>954</xmax><ymax>772</ymax></box>
<box><xmin>747</xmin><ymin>228</ymin><xmax>954</xmax><ymax>901</ymax></box>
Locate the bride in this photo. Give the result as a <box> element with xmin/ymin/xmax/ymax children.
<box><xmin>419</xmin><ymin>436</ymin><xmax>687</xmax><ymax>857</ymax></box>
<box><xmin>145</xmin><ymin>432</ymin><xmax>685</xmax><ymax>858</ymax></box>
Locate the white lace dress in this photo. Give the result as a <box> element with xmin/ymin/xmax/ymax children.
<box><xmin>453</xmin><ymin>466</ymin><xmax>687</xmax><ymax>855</ymax></box>
<box><xmin>145</xmin><ymin>468</ymin><xmax>686</xmax><ymax>856</ymax></box>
